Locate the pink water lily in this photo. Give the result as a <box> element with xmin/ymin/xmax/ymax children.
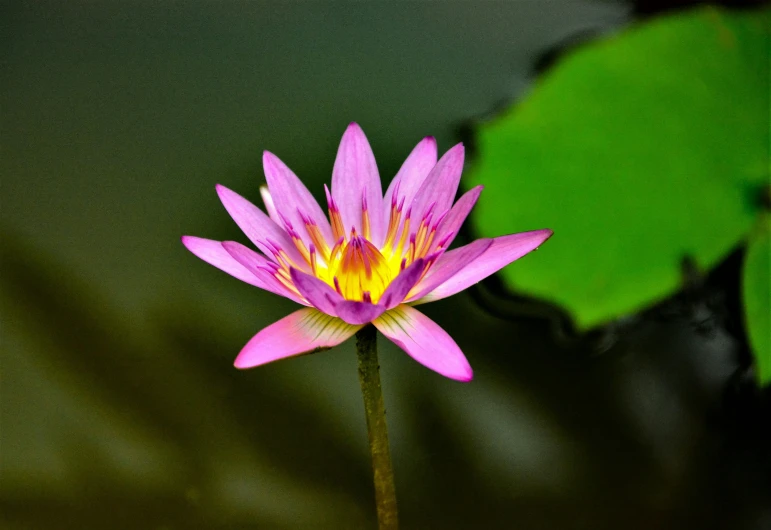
<box><xmin>182</xmin><ymin>123</ymin><xmax>552</xmax><ymax>381</ymax></box>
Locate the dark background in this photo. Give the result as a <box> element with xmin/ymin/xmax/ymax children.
<box><xmin>2</xmin><ymin>2</ymin><xmax>769</xmax><ymax>529</ymax></box>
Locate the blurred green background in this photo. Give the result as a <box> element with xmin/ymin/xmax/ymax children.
<box><xmin>2</xmin><ymin>2</ymin><xmax>769</xmax><ymax>529</ymax></box>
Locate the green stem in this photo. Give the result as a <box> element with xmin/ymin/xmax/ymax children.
<box><xmin>355</xmin><ymin>324</ymin><xmax>399</xmax><ymax>530</ymax></box>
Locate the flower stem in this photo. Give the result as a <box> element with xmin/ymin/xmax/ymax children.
<box><xmin>355</xmin><ymin>324</ymin><xmax>399</xmax><ymax>530</ymax></box>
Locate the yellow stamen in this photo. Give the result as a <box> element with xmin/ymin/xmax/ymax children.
<box><xmin>325</xmin><ymin>186</ymin><xmax>346</xmax><ymax>242</ymax></box>
<box><xmin>330</xmin><ymin>208</ymin><xmax>345</xmax><ymax>242</ymax></box>
<box><xmin>305</xmin><ymin>222</ymin><xmax>331</xmax><ymax>263</ymax></box>
<box><xmin>291</xmin><ymin>235</ymin><xmax>312</xmax><ymax>266</ymax></box>
<box><xmin>415</xmin><ymin>220</ymin><xmax>429</xmax><ymax>256</ymax></box>
<box><xmin>393</xmin><ymin>215</ymin><xmax>411</xmax><ymax>260</ymax></box>
<box><xmin>333</xmin><ymin>235</ymin><xmax>393</xmax><ymax>302</ymax></box>
<box><xmin>383</xmin><ymin>199</ymin><xmax>404</xmax><ymax>251</ymax></box>
<box><xmin>407</xmin><ymin>234</ymin><xmax>417</xmax><ymax>265</ymax></box>
<box><xmin>309</xmin><ymin>245</ymin><xmax>318</xmax><ymax>276</ymax></box>
<box><xmin>274</xmin><ymin>269</ymin><xmax>303</xmax><ymax>297</ymax></box>
<box><xmin>362</xmin><ymin>206</ymin><xmax>371</xmax><ymax>241</ymax></box>
<box><xmin>417</xmin><ymin>227</ymin><xmax>437</xmax><ymax>258</ymax></box>
<box><xmin>270</xmin><ymin>247</ymin><xmax>292</xmax><ymax>271</ymax></box>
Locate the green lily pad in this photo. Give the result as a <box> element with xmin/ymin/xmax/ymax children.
<box><xmin>468</xmin><ymin>7</ymin><xmax>769</xmax><ymax>330</ymax></box>
<box><xmin>743</xmin><ymin>216</ymin><xmax>770</xmax><ymax>386</ymax></box>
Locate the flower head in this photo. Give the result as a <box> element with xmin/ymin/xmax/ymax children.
<box><xmin>182</xmin><ymin>123</ymin><xmax>552</xmax><ymax>381</ymax></box>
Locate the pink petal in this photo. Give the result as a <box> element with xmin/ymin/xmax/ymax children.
<box><xmin>215</xmin><ymin>184</ymin><xmax>307</xmax><ymax>269</ymax></box>
<box><xmin>234</xmin><ymin>308</ymin><xmax>361</xmax><ymax>369</ymax></box>
<box><xmin>331</xmin><ymin>123</ymin><xmax>385</xmax><ymax>244</ymax></box>
<box><xmin>335</xmin><ymin>300</ymin><xmax>386</xmax><ymax>325</ymax></box>
<box><xmin>407</xmin><ymin>238</ymin><xmax>492</xmax><ymax>301</ymax></box>
<box><xmin>221</xmin><ymin>241</ymin><xmax>309</xmax><ymax>306</ymax></box>
<box><xmin>408</xmin><ymin>143</ymin><xmax>465</xmax><ymax>231</ymax></box>
<box><xmin>289</xmin><ymin>268</ymin><xmax>343</xmax><ymax>316</ymax></box>
<box><xmin>379</xmin><ymin>258</ymin><xmax>426</xmax><ymax>309</ymax></box>
<box><xmin>382</xmin><ymin>136</ymin><xmax>437</xmax><ymax>226</ymax></box>
<box><xmin>415</xmin><ymin>229</ymin><xmax>554</xmax><ymax>304</ymax></box>
<box><xmin>263</xmin><ymin>151</ymin><xmax>334</xmax><ymax>245</ymax></box>
<box><xmin>259</xmin><ymin>185</ymin><xmax>282</xmax><ymax>225</ymax></box>
<box><xmin>182</xmin><ymin>236</ymin><xmax>268</xmax><ymax>288</ymax></box>
<box><xmin>373</xmin><ymin>305</ymin><xmax>473</xmax><ymax>382</ymax></box>
<box><xmin>432</xmin><ymin>185</ymin><xmax>483</xmax><ymax>252</ymax></box>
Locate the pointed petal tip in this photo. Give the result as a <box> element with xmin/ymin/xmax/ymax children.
<box><xmin>535</xmin><ymin>228</ymin><xmax>555</xmax><ymax>244</ymax></box>
<box><xmin>450</xmin><ymin>366</ymin><xmax>474</xmax><ymax>383</ymax></box>
<box><xmin>421</xmin><ymin>136</ymin><xmax>437</xmax><ymax>148</ymax></box>
<box><xmin>342</xmin><ymin>122</ymin><xmax>365</xmax><ymax>138</ymax></box>
<box><xmin>233</xmin><ymin>356</ymin><xmax>252</xmax><ymax>370</ymax></box>
<box><xmin>454</xmin><ymin>367</ymin><xmax>474</xmax><ymax>382</ymax></box>
<box><xmin>181</xmin><ymin>235</ymin><xmax>208</xmax><ymax>250</ymax></box>
<box><xmin>214</xmin><ymin>183</ymin><xmax>232</xmax><ymax>199</ymax></box>
<box><xmin>343</xmin><ymin>122</ymin><xmax>373</xmax><ymax>144</ymax></box>
<box><xmin>442</xmin><ymin>143</ymin><xmax>464</xmax><ymax>163</ymax></box>
<box><xmin>342</xmin><ymin>122</ymin><xmax>367</xmax><ymax>141</ymax></box>
<box><xmin>438</xmin><ymin>357</ymin><xmax>474</xmax><ymax>383</ymax></box>
<box><xmin>262</xmin><ymin>150</ymin><xmax>279</xmax><ymax>165</ymax></box>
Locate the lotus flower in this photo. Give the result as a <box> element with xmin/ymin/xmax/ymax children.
<box><xmin>182</xmin><ymin>124</ymin><xmax>552</xmax><ymax>381</ymax></box>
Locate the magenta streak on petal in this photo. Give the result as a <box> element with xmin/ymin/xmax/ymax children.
<box><xmin>263</xmin><ymin>151</ymin><xmax>334</xmax><ymax>247</ymax></box>
<box><xmin>415</xmin><ymin>229</ymin><xmax>554</xmax><ymax>304</ymax></box>
<box><xmin>432</xmin><ymin>185</ymin><xmax>483</xmax><ymax>253</ymax></box>
<box><xmin>233</xmin><ymin>308</ymin><xmax>361</xmax><ymax>369</ymax></box>
<box><xmin>423</xmin><ymin>202</ymin><xmax>437</xmax><ymax>224</ymax></box>
<box><xmin>431</xmin><ymin>210</ymin><xmax>449</xmax><ymax>232</ymax></box>
<box><xmin>182</xmin><ymin>236</ymin><xmax>268</xmax><ymax>288</ymax></box>
<box><xmin>435</xmin><ymin>230</ymin><xmax>456</xmax><ymax>250</ymax></box>
<box><xmin>289</xmin><ymin>268</ymin><xmax>344</xmax><ymax>316</ymax></box>
<box><xmin>373</xmin><ymin>305</ymin><xmax>473</xmax><ymax>382</ymax></box>
<box><xmin>335</xmin><ymin>300</ymin><xmax>386</xmax><ymax>325</ymax></box>
<box><xmin>408</xmin><ymin>143</ymin><xmax>465</xmax><ymax>238</ymax></box>
<box><xmin>221</xmin><ymin>241</ymin><xmax>309</xmax><ymax>306</ymax></box>
<box><xmin>324</xmin><ymin>183</ymin><xmax>333</xmax><ymax>207</ymax></box>
<box><xmin>215</xmin><ymin>184</ymin><xmax>308</xmax><ymax>270</ymax></box>
<box><xmin>383</xmin><ymin>136</ymin><xmax>438</xmax><ymax>229</ymax></box>
<box><xmin>379</xmin><ymin>258</ymin><xmax>426</xmax><ymax>309</ymax></box>
<box><xmin>331</xmin><ymin>123</ymin><xmax>385</xmax><ymax>245</ymax></box>
<box><xmin>406</xmin><ymin>238</ymin><xmax>493</xmax><ymax>301</ymax></box>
